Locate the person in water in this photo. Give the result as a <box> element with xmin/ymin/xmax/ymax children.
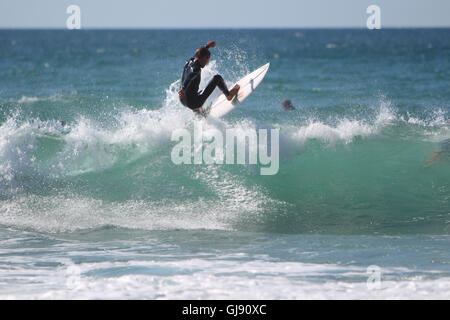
<box><xmin>281</xmin><ymin>99</ymin><xmax>295</xmax><ymax>111</ymax></box>
<box><xmin>427</xmin><ymin>138</ymin><xmax>450</xmax><ymax>164</ymax></box>
<box><xmin>178</xmin><ymin>41</ymin><xmax>240</xmax><ymax>115</ymax></box>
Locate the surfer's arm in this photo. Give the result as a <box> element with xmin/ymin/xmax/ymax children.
<box><xmin>178</xmin><ymin>88</ymin><xmax>185</xmax><ymax>100</ymax></box>
<box><xmin>427</xmin><ymin>151</ymin><xmax>441</xmax><ymax>165</ymax></box>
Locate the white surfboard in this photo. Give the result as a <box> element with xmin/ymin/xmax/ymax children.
<box><xmin>207</xmin><ymin>63</ymin><xmax>270</xmax><ymax>118</ymax></box>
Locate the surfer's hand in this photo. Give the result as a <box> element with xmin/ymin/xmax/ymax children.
<box><xmin>178</xmin><ymin>88</ymin><xmax>185</xmax><ymax>100</ymax></box>
<box><xmin>206</xmin><ymin>41</ymin><xmax>216</xmax><ymax>48</ymax></box>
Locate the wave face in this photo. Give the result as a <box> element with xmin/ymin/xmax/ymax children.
<box><xmin>0</xmin><ymin>29</ymin><xmax>449</xmax><ymax>235</ymax></box>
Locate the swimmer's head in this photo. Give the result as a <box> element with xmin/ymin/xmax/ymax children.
<box><xmin>281</xmin><ymin>99</ymin><xmax>295</xmax><ymax>111</ymax></box>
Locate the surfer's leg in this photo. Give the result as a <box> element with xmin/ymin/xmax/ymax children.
<box><xmin>213</xmin><ymin>75</ymin><xmax>230</xmax><ymax>96</ymax></box>
<box><xmin>226</xmin><ymin>84</ymin><xmax>240</xmax><ymax>101</ymax></box>
<box><xmin>183</xmin><ymin>92</ymin><xmax>203</xmax><ymax>110</ymax></box>
<box><xmin>198</xmin><ymin>75</ymin><xmax>230</xmax><ymax>106</ymax></box>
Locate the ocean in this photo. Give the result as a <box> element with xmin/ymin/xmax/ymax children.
<box><xmin>0</xmin><ymin>29</ymin><xmax>449</xmax><ymax>299</ymax></box>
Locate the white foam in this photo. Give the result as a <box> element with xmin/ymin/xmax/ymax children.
<box><xmin>0</xmin><ymin>255</ymin><xmax>448</xmax><ymax>299</ymax></box>
<box><xmin>0</xmin><ymin>116</ymin><xmax>37</xmax><ymax>184</ymax></box>
<box><xmin>18</xmin><ymin>96</ymin><xmax>40</xmax><ymax>103</ymax></box>
<box><xmin>17</xmin><ymin>94</ymin><xmax>64</xmax><ymax>103</ymax></box>
<box><xmin>291</xmin><ymin>119</ymin><xmax>373</xmax><ymax>147</ymax></box>
<box><xmin>0</xmin><ymin>194</ymin><xmax>235</xmax><ymax>233</ymax></box>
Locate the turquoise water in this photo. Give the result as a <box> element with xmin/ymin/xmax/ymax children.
<box><xmin>0</xmin><ymin>29</ymin><xmax>449</xmax><ymax>299</ymax></box>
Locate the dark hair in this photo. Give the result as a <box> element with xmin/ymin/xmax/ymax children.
<box><xmin>195</xmin><ymin>46</ymin><xmax>210</xmax><ymax>59</ymax></box>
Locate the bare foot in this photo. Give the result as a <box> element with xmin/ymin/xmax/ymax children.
<box><xmin>226</xmin><ymin>84</ymin><xmax>240</xmax><ymax>101</ymax></box>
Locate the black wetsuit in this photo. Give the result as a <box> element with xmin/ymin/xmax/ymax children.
<box><xmin>180</xmin><ymin>58</ymin><xmax>229</xmax><ymax>111</ymax></box>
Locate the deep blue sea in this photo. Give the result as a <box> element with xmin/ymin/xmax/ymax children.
<box><xmin>0</xmin><ymin>29</ymin><xmax>449</xmax><ymax>299</ymax></box>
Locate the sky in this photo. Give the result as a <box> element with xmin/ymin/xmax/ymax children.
<box><xmin>0</xmin><ymin>0</ymin><xmax>449</xmax><ymax>28</ymax></box>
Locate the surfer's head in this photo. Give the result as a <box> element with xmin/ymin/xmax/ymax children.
<box><xmin>195</xmin><ymin>46</ymin><xmax>211</xmax><ymax>68</ymax></box>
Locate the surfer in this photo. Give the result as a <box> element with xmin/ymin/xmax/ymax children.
<box><xmin>178</xmin><ymin>41</ymin><xmax>240</xmax><ymax>115</ymax></box>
